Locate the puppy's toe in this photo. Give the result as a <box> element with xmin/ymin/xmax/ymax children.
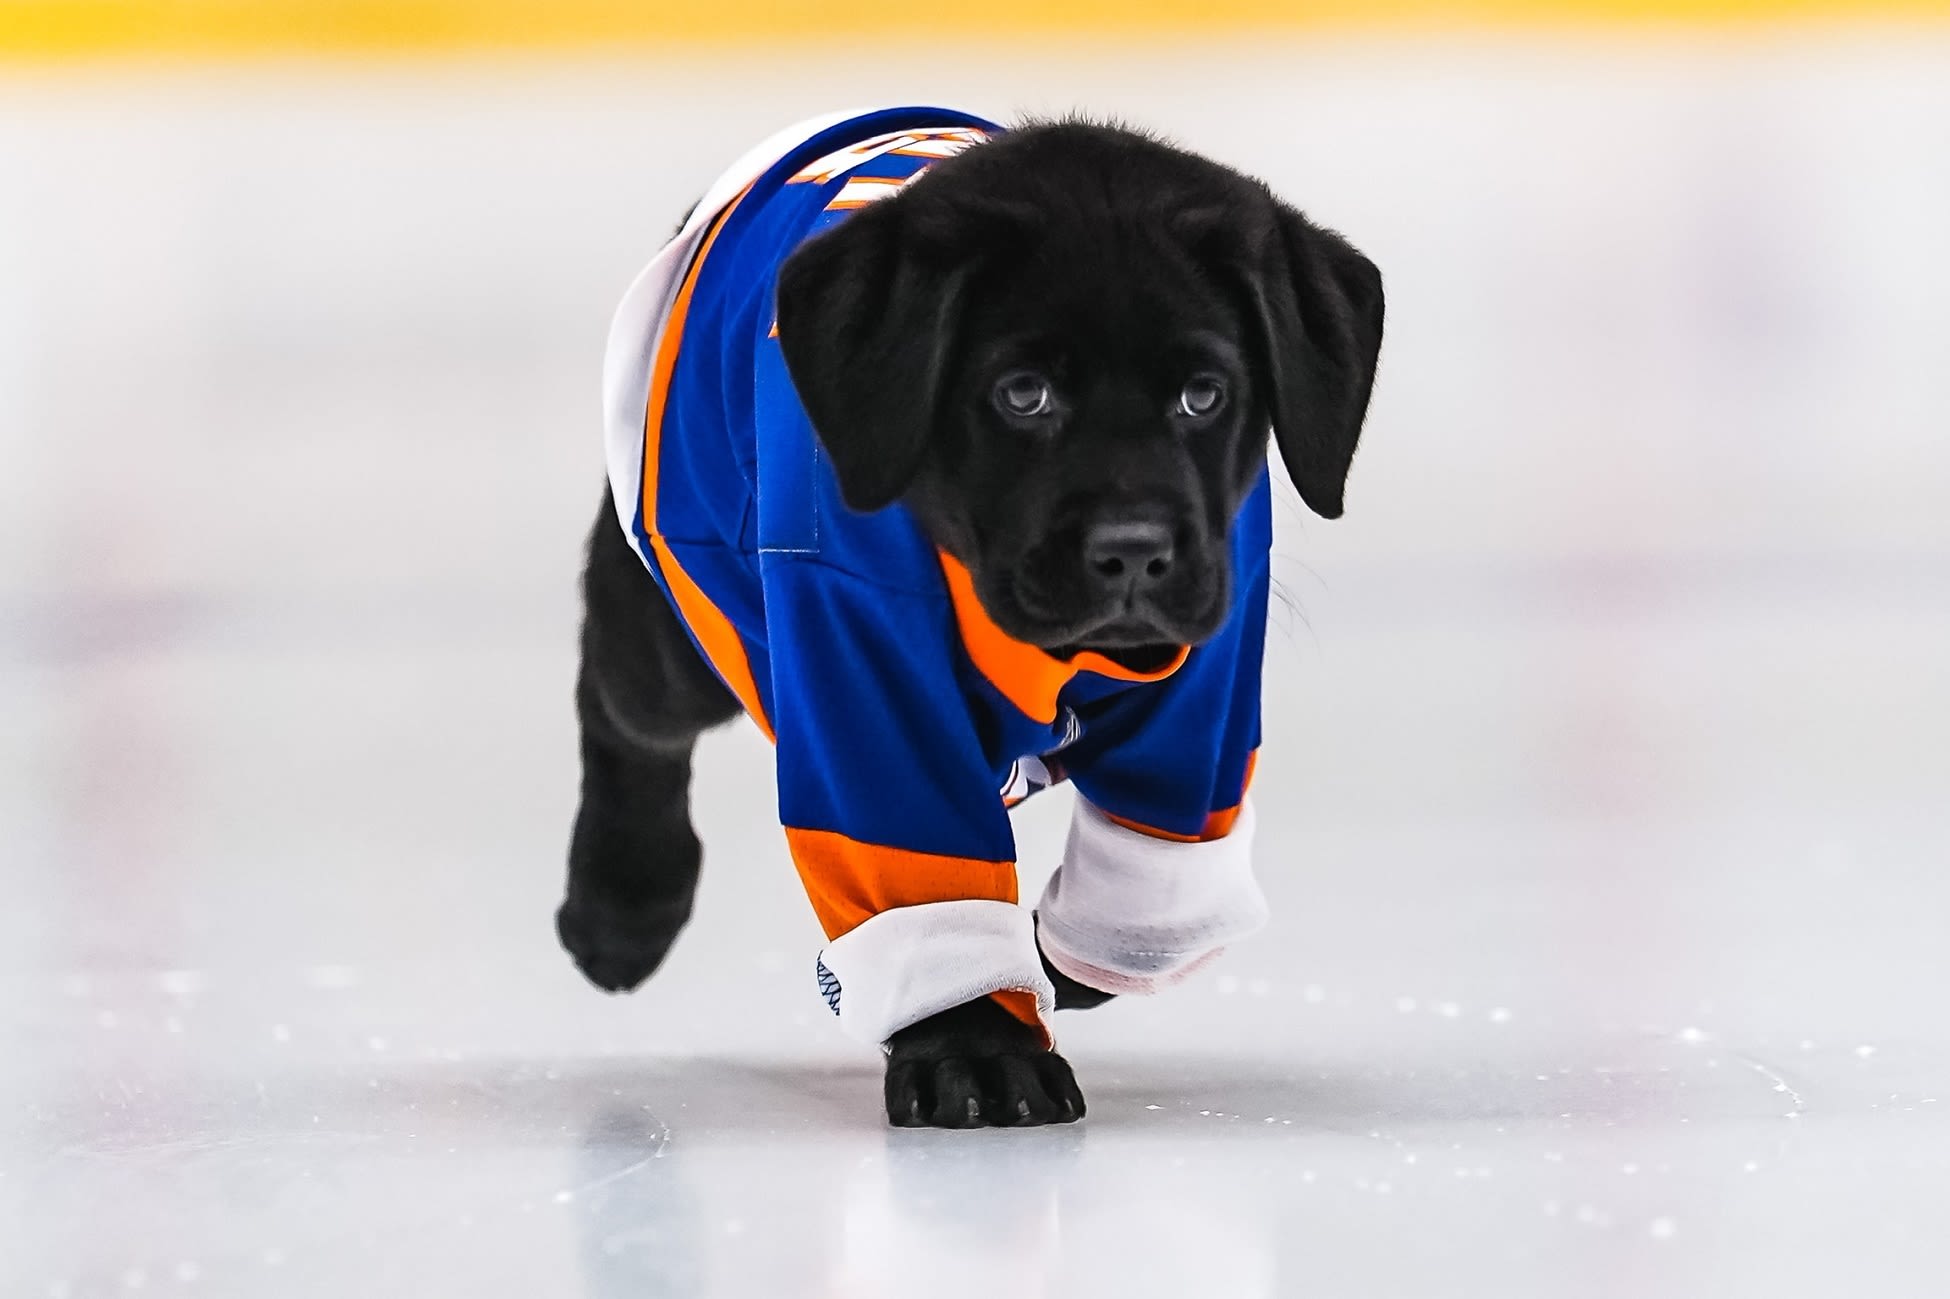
<box><xmin>929</xmin><ymin>1059</ymin><xmax>988</xmax><ymax>1128</ymax></box>
<box><xmin>1037</xmin><ymin>1052</ymin><xmax>1087</xmax><ymax>1123</ymax></box>
<box><xmin>884</xmin><ymin>1061</ymin><xmax>931</xmax><ymax>1127</ymax></box>
<box><xmin>992</xmin><ymin>1054</ymin><xmax>1062</xmax><ymax>1126</ymax></box>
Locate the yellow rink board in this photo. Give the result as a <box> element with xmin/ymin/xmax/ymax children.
<box><xmin>3</xmin><ymin>0</ymin><xmax>1948</xmax><ymax>59</ymax></box>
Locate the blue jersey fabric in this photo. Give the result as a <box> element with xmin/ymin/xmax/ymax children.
<box><xmin>627</xmin><ymin>107</ymin><xmax>1270</xmax><ymax>893</ymax></box>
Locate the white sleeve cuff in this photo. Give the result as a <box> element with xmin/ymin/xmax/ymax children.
<box><xmin>1036</xmin><ymin>796</ymin><xmax>1267</xmax><ymax>996</ymax></box>
<box><xmin>815</xmin><ymin>899</ymin><xmax>1056</xmax><ymax>1045</ymax></box>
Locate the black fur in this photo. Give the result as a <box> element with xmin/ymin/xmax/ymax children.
<box><xmin>562</xmin><ymin>120</ymin><xmax>1382</xmax><ymax>1128</ymax></box>
<box><xmin>558</xmin><ymin>505</ymin><xmax>739</xmax><ymax>994</ymax></box>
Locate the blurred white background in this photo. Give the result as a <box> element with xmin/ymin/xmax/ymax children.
<box><xmin>3</xmin><ymin>32</ymin><xmax>1949</xmax><ymax>1298</ymax></box>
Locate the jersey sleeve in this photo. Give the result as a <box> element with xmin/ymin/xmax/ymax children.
<box><xmin>759</xmin><ymin>553</ymin><xmax>1055</xmax><ymax>1044</ymax></box>
<box><xmin>1033</xmin><ymin>491</ymin><xmax>1273</xmax><ymax>995</ymax></box>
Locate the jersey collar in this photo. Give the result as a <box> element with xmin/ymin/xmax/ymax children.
<box><xmin>937</xmin><ymin>551</ymin><xmax>1189</xmax><ymax>724</ymax></box>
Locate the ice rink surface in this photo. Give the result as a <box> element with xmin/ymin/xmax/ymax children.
<box><xmin>4</xmin><ymin>35</ymin><xmax>1949</xmax><ymax>1297</ymax></box>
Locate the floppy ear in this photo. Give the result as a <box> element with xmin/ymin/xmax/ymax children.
<box><xmin>774</xmin><ymin>199</ymin><xmax>974</xmax><ymax>513</ymax></box>
<box><xmin>1243</xmin><ymin>198</ymin><xmax>1385</xmax><ymax>520</ymax></box>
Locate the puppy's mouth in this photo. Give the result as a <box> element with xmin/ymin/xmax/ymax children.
<box><xmin>1053</xmin><ymin>609</ymin><xmax>1184</xmax><ymax>654</ymax></box>
<box><xmin>1052</xmin><ymin>630</ymin><xmax>1186</xmax><ymax>673</ymax></box>
<box><xmin>989</xmin><ymin>564</ymin><xmax>1230</xmax><ymax>656</ymax></box>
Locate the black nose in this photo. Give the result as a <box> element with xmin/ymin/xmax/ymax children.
<box><xmin>1083</xmin><ymin>520</ymin><xmax>1175</xmax><ymax>586</ymax></box>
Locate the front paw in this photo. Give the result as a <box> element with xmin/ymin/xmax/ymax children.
<box><xmin>555</xmin><ymin>891</ymin><xmax>686</xmax><ymax>993</ymax></box>
<box><xmin>883</xmin><ymin>998</ymin><xmax>1085</xmax><ymax>1128</ymax></box>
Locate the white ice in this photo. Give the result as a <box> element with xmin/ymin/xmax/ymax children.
<box><xmin>3</xmin><ymin>36</ymin><xmax>1949</xmax><ymax>1298</ymax></box>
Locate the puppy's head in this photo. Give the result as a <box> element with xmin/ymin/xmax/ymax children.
<box><xmin>775</xmin><ymin>121</ymin><xmax>1383</xmax><ymax>659</ymax></box>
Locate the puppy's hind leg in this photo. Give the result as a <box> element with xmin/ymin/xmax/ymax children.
<box><xmin>558</xmin><ymin>498</ymin><xmax>741</xmax><ymax>993</ymax></box>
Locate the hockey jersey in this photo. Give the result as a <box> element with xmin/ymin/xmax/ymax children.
<box><xmin>602</xmin><ymin>107</ymin><xmax>1271</xmax><ymax>1046</ymax></box>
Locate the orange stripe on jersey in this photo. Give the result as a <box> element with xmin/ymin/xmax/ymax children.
<box><xmin>783</xmin><ymin>827</ymin><xmax>1020</xmax><ymax>941</ymax></box>
<box><xmin>938</xmin><ymin>550</ymin><xmax>1189</xmax><ymax>723</ymax></box>
<box><xmin>824</xmin><ymin>177</ymin><xmax>914</xmax><ymax>212</ymax></box>
<box><xmin>1103</xmin><ymin>812</ymin><xmax>1198</xmax><ymax>843</ymax></box>
<box><xmin>1103</xmin><ymin>749</ymin><xmax>1259</xmax><ymax>843</ymax></box>
<box><xmin>640</xmin><ymin>191</ymin><xmax>776</xmax><ymax>743</ymax></box>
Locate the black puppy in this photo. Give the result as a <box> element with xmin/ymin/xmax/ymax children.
<box><xmin>560</xmin><ymin>111</ymin><xmax>1381</xmax><ymax>1128</ymax></box>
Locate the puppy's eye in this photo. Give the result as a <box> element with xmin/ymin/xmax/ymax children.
<box><xmin>993</xmin><ymin>372</ymin><xmax>1054</xmax><ymax>419</ymax></box>
<box><xmin>1177</xmin><ymin>376</ymin><xmax>1226</xmax><ymax>419</ymax></box>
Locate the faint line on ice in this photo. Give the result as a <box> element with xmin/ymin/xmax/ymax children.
<box><xmin>1733</xmin><ymin>1053</ymin><xmax>1807</xmax><ymax>1114</ymax></box>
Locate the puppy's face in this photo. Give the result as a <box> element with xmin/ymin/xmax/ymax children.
<box><xmin>777</xmin><ymin>123</ymin><xmax>1383</xmax><ymax>659</ymax></box>
<box><xmin>914</xmin><ymin>246</ymin><xmax>1266</xmax><ymax>654</ymax></box>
